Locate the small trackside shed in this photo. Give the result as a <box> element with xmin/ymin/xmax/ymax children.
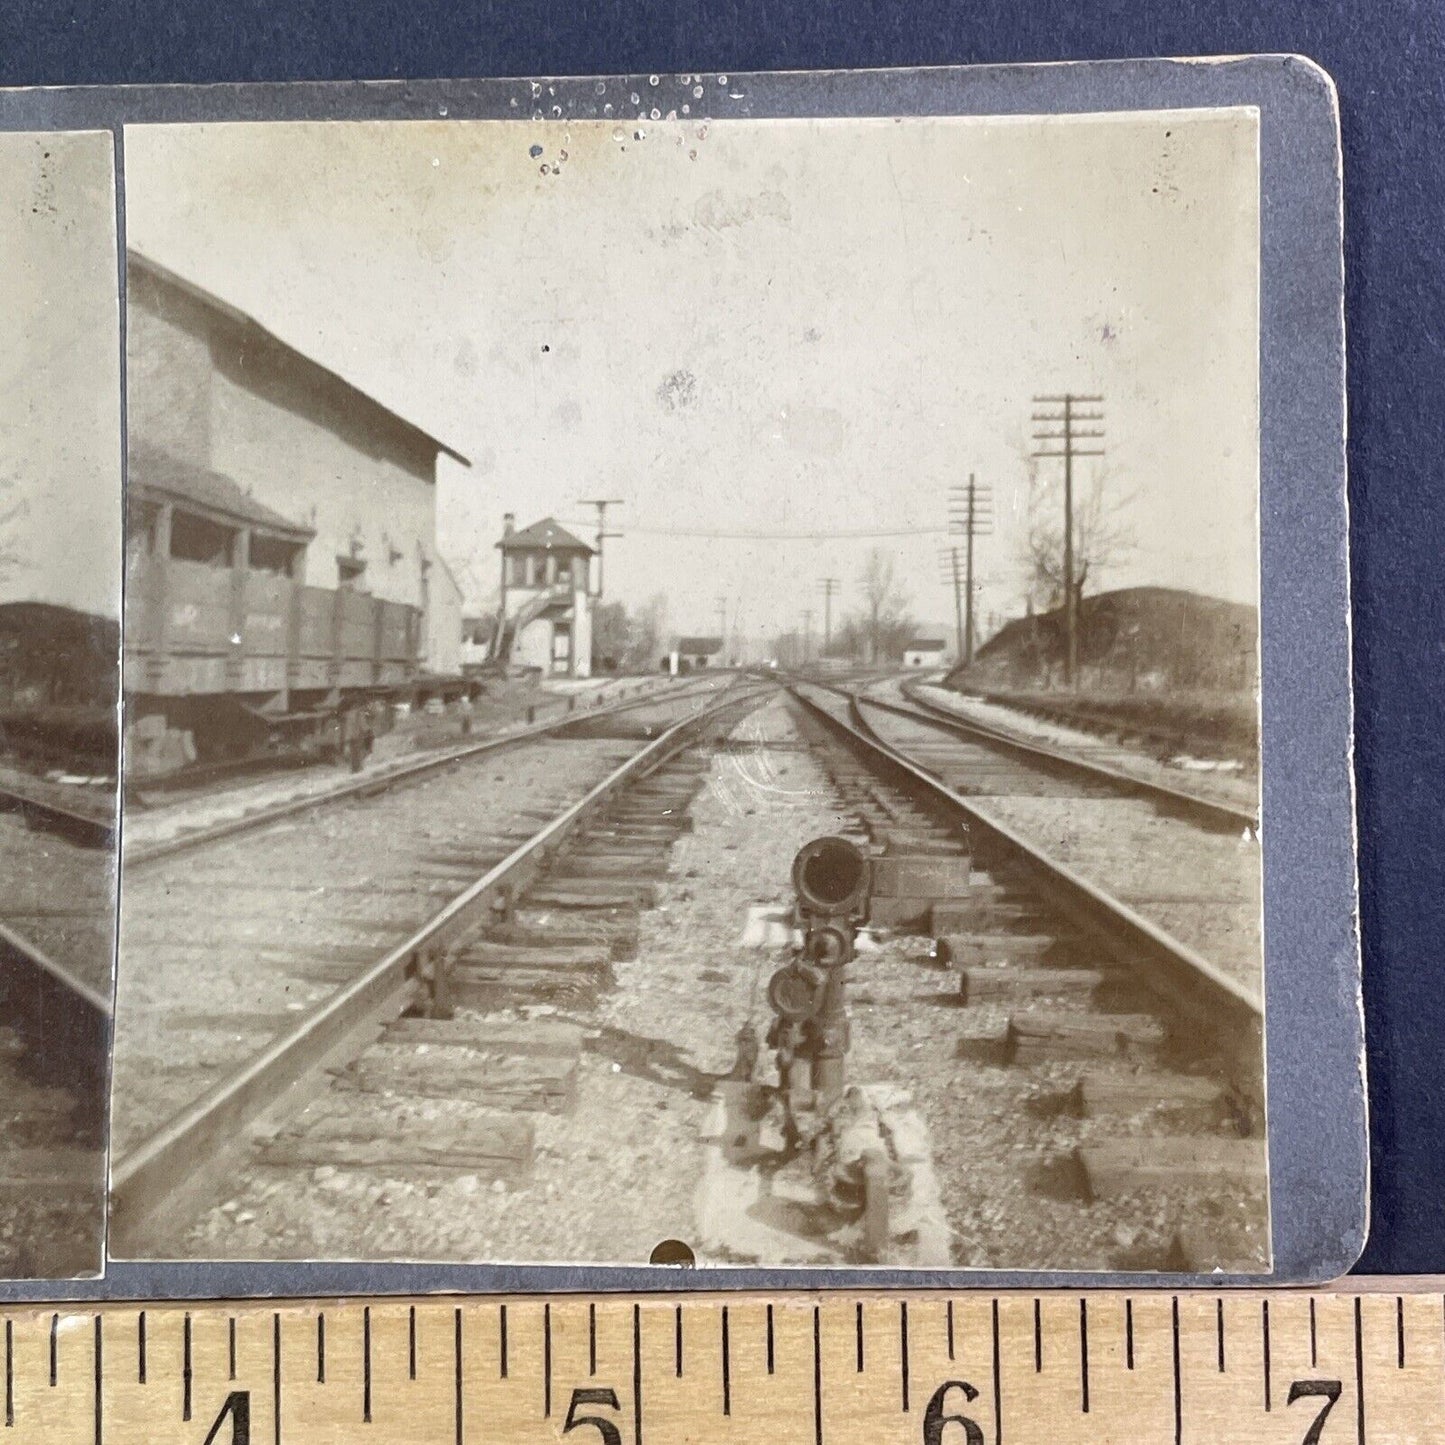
<box><xmin>902</xmin><ymin>638</ymin><xmax>949</xmax><ymax>669</ymax></box>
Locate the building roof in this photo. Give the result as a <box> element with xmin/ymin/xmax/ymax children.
<box><xmin>676</xmin><ymin>636</ymin><xmax>724</xmax><ymax>655</ymax></box>
<box><xmin>129</xmin><ymin>443</ymin><xmax>316</xmax><ymax>541</ymax></box>
<box><xmin>497</xmin><ymin>517</ymin><xmax>595</xmax><ymax>553</ymax></box>
<box><xmin>905</xmin><ymin>638</ymin><xmax>948</xmax><ymax>651</ymax></box>
<box><xmin>127</xmin><ymin>249</ymin><xmax>471</xmax><ymax>469</ymax></box>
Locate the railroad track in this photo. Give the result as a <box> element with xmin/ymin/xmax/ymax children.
<box><xmin>110</xmin><ymin>677</ymin><xmax>776</xmax><ymax>1255</ymax></box>
<box><xmin>832</xmin><ymin>674</ymin><xmax>1256</xmax><ymax>833</ymax></box>
<box><xmin>0</xmin><ymin>772</ymin><xmax>115</xmax><ymax>848</ymax></box>
<box><xmin>111</xmin><ymin>668</ymin><xmax>1268</xmax><ymax>1270</ymax></box>
<box><xmin>977</xmin><ymin>686</ymin><xmax>1259</xmax><ymax>775</ymax></box>
<box><xmin>826</xmin><ymin>682</ymin><xmax>1264</xmax><ymax>999</ymax></box>
<box><xmin>123</xmin><ymin>676</ymin><xmax>680</xmax><ymax>805</ymax></box>
<box><xmin>0</xmin><ymin>806</ymin><xmax>112</xmax><ymax>1278</ymax></box>
<box><xmin>787</xmin><ymin>681</ymin><xmax>1267</xmax><ymax>1271</ymax></box>
<box><xmin>124</xmin><ymin>675</ymin><xmax>727</xmax><ymax>866</ymax></box>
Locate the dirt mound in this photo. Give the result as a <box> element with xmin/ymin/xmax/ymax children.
<box><xmin>952</xmin><ymin>586</ymin><xmax>1257</xmax><ymax>694</ymax></box>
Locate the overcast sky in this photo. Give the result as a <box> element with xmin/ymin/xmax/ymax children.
<box><xmin>0</xmin><ymin>130</ymin><xmax>121</xmax><ymax>618</ymax></box>
<box><xmin>124</xmin><ymin>110</ymin><xmax>1259</xmax><ymax>640</ymax></box>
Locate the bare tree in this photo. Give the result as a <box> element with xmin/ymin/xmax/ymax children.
<box><xmin>1019</xmin><ymin>458</ymin><xmax>1135</xmax><ymax>614</ymax></box>
<box><xmin>0</xmin><ymin>469</ymin><xmax>25</xmax><ymax>591</ymax></box>
<box><xmin>858</xmin><ymin>549</ymin><xmax>912</xmax><ymax>665</ymax></box>
<box><xmin>590</xmin><ymin>600</ymin><xmax>630</xmax><ymax>671</ymax></box>
<box><xmin>624</xmin><ymin>591</ymin><xmax>669</xmax><ymax>671</ymax></box>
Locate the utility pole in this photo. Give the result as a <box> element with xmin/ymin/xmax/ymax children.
<box><xmin>801</xmin><ymin>608</ymin><xmax>814</xmax><ymax>664</ymax></box>
<box><xmin>1032</xmin><ymin>395</ymin><xmax>1104</xmax><ymax>688</ymax></box>
<box><xmin>818</xmin><ymin>577</ymin><xmax>839</xmax><ymax>654</ymax></box>
<box><xmin>948</xmin><ymin>473</ymin><xmax>993</xmax><ymax>668</ymax></box>
<box><xmin>577</xmin><ymin>498</ymin><xmax>624</xmax><ymax>598</ymax></box>
<box><xmin>938</xmin><ymin>548</ymin><xmax>965</xmax><ymax>667</ymax></box>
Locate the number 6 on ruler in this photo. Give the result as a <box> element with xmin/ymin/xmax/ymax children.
<box><xmin>922</xmin><ymin>1380</ymin><xmax>985</xmax><ymax>1445</ymax></box>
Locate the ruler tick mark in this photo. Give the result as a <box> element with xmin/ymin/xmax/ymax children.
<box><xmin>363</xmin><ymin>1306</ymin><xmax>372</xmax><ymax>1423</ymax></box>
<box><xmin>1355</xmin><ymin>1297</ymin><xmax>1365</xmax><ymax>1445</ymax></box>
<box><xmin>1033</xmin><ymin>1300</ymin><xmax>1041</xmax><ymax>1374</ymax></box>
<box><xmin>544</xmin><ymin>1303</ymin><xmax>553</xmax><ymax>1418</ymax></box>
<box><xmin>766</xmin><ymin>1305</ymin><xmax>774</xmax><ymax>1375</ymax></box>
<box><xmin>138</xmin><ymin>1310</ymin><xmax>147</xmax><ymax>1384</ymax></box>
<box><xmin>900</xmin><ymin>1302</ymin><xmax>910</xmax><ymax>1413</ymax></box>
<box><xmin>228</xmin><ymin>1317</ymin><xmax>237</xmax><ymax>1382</ymax></box>
<box><xmin>1079</xmin><ymin>1300</ymin><xmax>1089</xmax><ymax>1414</ymax></box>
<box><xmin>1262</xmin><ymin>1300</ymin><xmax>1271</xmax><ymax>1412</ymax></box>
<box><xmin>1171</xmin><ymin>1297</ymin><xmax>1182</xmax><ymax>1445</ymax></box>
<box><xmin>1125</xmin><ymin>1299</ymin><xmax>1134</xmax><ymax>1371</ymax></box>
<box><xmin>5</xmin><ymin>1319</ymin><xmax>12</xmax><ymax>1428</ymax></box>
<box><xmin>855</xmin><ymin>1303</ymin><xmax>864</xmax><ymax>1373</ymax></box>
<box><xmin>272</xmin><ymin>1312</ymin><xmax>281</xmax><ymax>1445</ymax></box>
<box><xmin>1310</xmin><ymin>1298</ymin><xmax>1317</xmax><ymax>1368</ymax></box>
<box><xmin>947</xmin><ymin>1300</ymin><xmax>955</xmax><ymax>1362</ymax></box>
<box><xmin>1397</xmin><ymin>1296</ymin><xmax>1405</xmax><ymax>1368</ymax></box>
<box><xmin>49</xmin><ymin>1314</ymin><xmax>57</xmax><ymax>1387</ymax></box>
<box><xmin>92</xmin><ymin>1317</ymin><xmax>101</xmax><ymax>1445</ymax></box>
<box><xmin>316</xmin><ymin>1312</ymin><xmax>325</xmax><ymax>1385</ymax></box>
<box><xmin>991</xmin><ymin>1298</ymin><xmax>1002</xmax><ymax>1445</ymax></box>
<box><xmin>455</xmin><ymin>1308</ymin><xmax>463</xmax><ymax>1445</ymax></box>
<box><xmin>721</xmin><ymin>1307</ymin><xmax>731</xmax><ymax>1416</ymax></box>
<box><xmin>499</xmin><ymin>1304</ymin><xmax>508</xmax><ymax>1379</ymax></box>
<box><xmin>409</xmin><ymin>1305</ymin><xmax>417</xmax><ymax>1381</ymax></box>
<box><xmin>184</xmin><ymin>1312</ymin><xmax>193</xmax><ymax>1420</ymax></box>
<box><xmin>633</xmin><ymin>1303</ymin><xmax>644</xmax><ymax>1445</ymax></box>
<box><xmin>812</xmin><ymin>1306</ymin><xmax>822</xmax><ymax>1445</ymax></box>
<box><xmin>589</xmin><ymin>1301</ymin><xmax>597</xmax><ymax>1377</ymax></box>
<box><xmin>1216</xmin><ymin>1298</ymin><xmax>1225</xmax><ymax>1372</ymax></box>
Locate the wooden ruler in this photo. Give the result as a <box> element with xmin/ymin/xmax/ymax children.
<box><xmin>2</xmin><ymin>1289</ymin><xmax>1440</xmax><ymax>1443</ymax></box>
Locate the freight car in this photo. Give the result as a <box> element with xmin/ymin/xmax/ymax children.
<box><xmin>0</xmin><ymin>602</ymin><xmax>119</xmax><ymax>776</ymax></box>
<box><xmin>123</xmin><ymin>463</ymin><xmax>446</xmax><ymax>779</ymax></box>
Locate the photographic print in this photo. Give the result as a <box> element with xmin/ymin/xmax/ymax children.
<box><xmin>0</xmin><ymin>129</ymin><xmax>119</xmax><ymax>1278</ymax></box>
<box><xmin>110</xmin><ymin>106</ymin><xmax>1268</xmax><ymax>1272</ymax></box>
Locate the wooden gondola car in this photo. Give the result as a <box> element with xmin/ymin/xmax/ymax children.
<box><xmin>124</xmin><ymin>450</ymin><xmax>423</xmax><ymax>778</ymax></box>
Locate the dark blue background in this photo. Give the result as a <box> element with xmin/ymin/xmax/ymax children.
<box><xmin>1</xmin><ymin>0</ymin><xmax>1439</xmax><ymax>1275</ymax></box>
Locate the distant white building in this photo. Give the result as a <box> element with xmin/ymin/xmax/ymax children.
<box><xmin>494</xmin><ymin>515</ymin><xmax>595</xmax><ymax>678</ymax></box>
<box><xmin>669</xmin><ymin>636</ymin><xmax>724</xmax><ymax>673</ymax></box>
<box><xmin>902</xmin><ymin>638</ymin><xmax>949</xmax><ymax>669</ymax></box>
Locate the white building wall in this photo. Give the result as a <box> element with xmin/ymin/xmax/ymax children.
<box><xmin>426</xmin><ymin>557</ymin><xmax>464</xmax><ymax>676</ymax></box>
<box><xmin>570</xmin><ymin>582</ymin><xmax>592</xmax><ymax>678</ymax></box>
<box><xmin>208</xmin><ymin>367</ymin><xmax>437</xmax><ymax>612</ymax></box>
<box><xmin>127</xmin><ymin>264</ymin><xmax>450</xmax><ymax>640</ymax></box>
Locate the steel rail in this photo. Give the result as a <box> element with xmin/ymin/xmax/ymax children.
<box><xmin>789</xmin><ymin>683</ymin><xmax>1263</xmax><ymax>1058</ymax></box>
<box><xmin>890</xmin><ymin>679</ymin><xmax>1257</xmax><ymax>831</ymax></box>
<box><xmin>109</xmin><ymin>679</ymin><xmax>774</xmax><ymax>1254</ymax></box>
<box><xmin>0</xmin><ymin>778</ymin><xmax>116</xmax><ymax>848</ymax></box>
<box><xmin>124</xmin><ymin>675</ymin><xmax>730</xmax><ymax>869</ymax></box>
<box><xmin>823</xmin><ymin>673</ymin><xmax>1256</xmax><ymax>833</ymax></box>
<box><xmin>0</xmin><ymin>919</ymin><xmax>111</xmax><ymax>1109</ymax></box>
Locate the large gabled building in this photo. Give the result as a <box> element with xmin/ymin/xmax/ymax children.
<box><xmin>125</xmin><ymin>249</ymin><xmax>470</xmax><ymax>681</ymax></box>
